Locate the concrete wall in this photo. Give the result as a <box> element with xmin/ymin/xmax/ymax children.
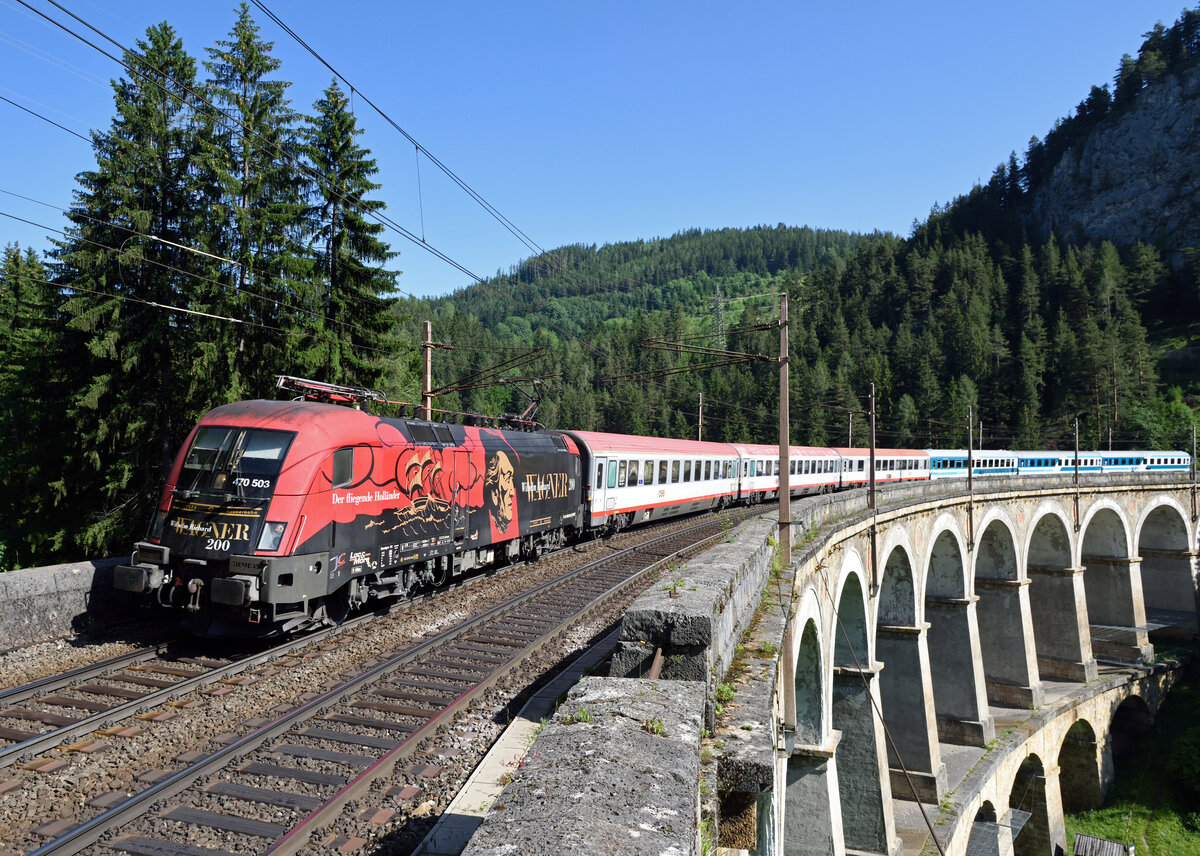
<box><xmin>460</xmin><ymin>677</ymin><xmax>706</xmax><ymax>856</ymax></box>
<box><xmin>0</xmin><ymin>557</ymin><xmax>127</xmax><ymax>652</ymax></box>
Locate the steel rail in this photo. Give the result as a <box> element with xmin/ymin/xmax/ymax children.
<box><xmin>0</xmin><ymin>612</ymin><xmax>379</xmax><ymax>769</ymax></box>
<box><xmin>0</xmin><ymin>646</ymin><xmax>168</xmax><ymax>707</ymax></box>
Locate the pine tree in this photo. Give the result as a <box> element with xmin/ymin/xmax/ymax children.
<box><xmin>53</xmin><ymin>22</ymin><xmax>209</xmax><ymax>554</ymax></box>
<box><xmin>300</xmin><ymin>79</ymin><xmax>400</xmax><ymax>388</ymax></box>
<box><xmin>0</xmin><ymin>246</ymin><xmax>65</xmax><ymax>568</ymax></box>
<box><xmin>197</xmin><ymin>2</ymin><xmax>311</xmax><ymax>401</ymax></box>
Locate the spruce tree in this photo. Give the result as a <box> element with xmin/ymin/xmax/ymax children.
<box><xmin>0</xmin><ymin>246</ymin><xmax>65</xmax><ymax>568</ymax></box>
<box><xmin>197</xmin><ymin>2</ymin><xmax>311</xmax><ymax>401</ymax></box>
<box><xmin>299</xmin><ymin>79</ymin><xmax>399</xmax><ymax>387</ymax></box>
<box><xmin>54</xmin><ymin>22</ymin><xmax>208</xmax><ymax>555</ymax></box>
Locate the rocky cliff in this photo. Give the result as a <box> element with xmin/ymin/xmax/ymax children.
<box><xmin>1028</xmin><ymin>62</ymin><xmax>1200</xmax><ymax>261</ymax></box>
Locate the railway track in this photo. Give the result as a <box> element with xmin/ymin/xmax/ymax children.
<box><xmin>0</xmin><ymin>616</ymin><xmax>389</xmax><ymax>772</ymax></box>
<box><xmin>10</xmin><ymin>508</ymin><xmax>751</xmax><ymax>856</ymax></box>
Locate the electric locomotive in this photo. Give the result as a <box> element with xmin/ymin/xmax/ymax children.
<box><xmin>114</xmin><ymin>385</ymin><xmax>582</xmax><ymax>636</ymax></box>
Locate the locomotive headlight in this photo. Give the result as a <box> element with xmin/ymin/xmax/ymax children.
<box><xmin>257</xmin><ymin>521</ymin><xmax>288</xmax><ymax>552</ymax></box>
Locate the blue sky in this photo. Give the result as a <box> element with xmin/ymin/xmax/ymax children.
<box><xmin>0</xmin><ymin>0</ymin><xmax>1189</xmax><ymax>297</ymax></box>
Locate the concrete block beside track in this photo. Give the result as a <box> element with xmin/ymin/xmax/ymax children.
<box><xmin>0</xmin><ymin>557</ymin><xmax>126</xmax><ymax>651</ymax></box>
<box><xmin>609</xmin><ymin>516</ymin><xmax>778</xmax><ymax>696</ymax></box>
<box><xmin>460</xmin><ymin>676</ymin><xmax>705</xmax><ymax>856</ymax></box>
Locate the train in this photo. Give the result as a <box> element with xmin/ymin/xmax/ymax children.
<box><xmin>113</xmin><ymin>377</ymin><xmax>1192</xmax><ymax>636</ymax></box>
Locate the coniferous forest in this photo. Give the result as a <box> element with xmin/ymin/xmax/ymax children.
<box><xmin>2</xmin><ymin>3</ymin><xmax>1199</xmax><ymax>571</ymax></box>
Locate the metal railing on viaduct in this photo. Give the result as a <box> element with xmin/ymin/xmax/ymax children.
<box><xmin>769</xmin><ymin>472</ymin><xmax>1196</xmax><ymax>856</ymax></box>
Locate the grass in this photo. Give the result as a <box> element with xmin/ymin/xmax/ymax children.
<box><xmin>1063</xmin><ymin>653</ymin><xmax>1200</xmax><ymax>855</ymax></box>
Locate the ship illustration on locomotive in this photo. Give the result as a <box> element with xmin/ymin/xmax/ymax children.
<box><xmin>115</xmin><ymin>378</ymin><xmax>581</xmax><ymax>635</ymax></box>
<box><xmin>115</xmin><ymin>376</ymin><xmax>1192</xmax><ymax>636</ymax></box>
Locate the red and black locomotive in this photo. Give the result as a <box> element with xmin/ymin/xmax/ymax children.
<box><xmin>115</xmin><ymin>381</ymin><xmax>581</xmax><ymax>635</ymax></box>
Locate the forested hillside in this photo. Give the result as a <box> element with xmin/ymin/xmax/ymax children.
<box><xmin>1</xmin><ymin>5</ymin><xmax>1197</xmax><ymax>570</ymax></box>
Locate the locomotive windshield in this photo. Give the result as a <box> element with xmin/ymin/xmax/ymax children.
<box><xmin>179</xmin><ymin>426</ymin><xmax>295</xmax><ymax>497</ymax></box>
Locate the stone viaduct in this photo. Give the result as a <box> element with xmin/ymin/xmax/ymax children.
<box><xmin>771</xmin><ymin>473</ymin><xmax>1196</xmax><ymax>855</ymax></box>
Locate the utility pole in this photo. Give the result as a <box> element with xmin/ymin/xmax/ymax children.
<box><xmin>1080</xmin><ymin>417</ymin><xmax>1089</xmax><ymax>530</ymax></box>
<box><xmin>422</xmin><ymin>321</ymin><xmax>434</xmax><ymax>421</ymax></box>
<box><xmin>1192</xmin><ymin>424</ymin><xmax>1197</xmax><ymax>522</ymax></box>
<box><xmin>868</xmin><ymin>383</ymin><xmax>876</xmax><ymax>510</ymax></box>
<box><xmin>698</xmin><ymin>393</ymin><xmax>703</xmax><ymax>442</ymax></box>
<box><xmin>420</xmin><ymin>321</ymin><xmax>456</xmax><ymax>421</ymax></box>
<box><xmin>967</xmin><ymin>404</ymin><xmax>974</xmax><ymax>494</ymax></box>
<box><xmin>778</xmin><ymin>292</ymin><xmax>791</xmax><ymax>567</ymax></box>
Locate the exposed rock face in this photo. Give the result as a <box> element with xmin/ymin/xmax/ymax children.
<box><xmin>1028</xmin><ymin>63</ymin><xmax>1200</xmax><ymax>259</ymax></box>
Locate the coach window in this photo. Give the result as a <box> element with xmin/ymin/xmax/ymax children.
<box><xmin>644</xmin><ymin>461</ymin><xmax>655</xmax><ymax>485</ymax></box>
<box><xmin>658</xmin><ymin>460</ymin><xmax>668</xmax><ymax>484</ymax></box>
<box><xmin>628</xmin><ymin>460</ymin><xmax>638</xmax><ymax>484</ymax></box>
<box><xmin>618</xmin><ymin>461</ymin><xmax>628</xmax><ymax>487</ymax></box>
<box><xmin>608</xmin><ymin>460</ymin><xmax>618</xmax><ymax>489</ymax></box>
<box><xmin>332</xmin><ymin>447</ymin><xmax>354</xmax><ymax>488</ymax></box>
<box><xmin>683</xmin><ymin>461</ymin><xmax>692</xmax><ymax>482</ymax></box>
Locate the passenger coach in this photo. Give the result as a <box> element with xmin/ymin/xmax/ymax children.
<box><xmin>563</xmin><ymin>431</ymin><xmax>738</xmax><ymax>530</ymax></box>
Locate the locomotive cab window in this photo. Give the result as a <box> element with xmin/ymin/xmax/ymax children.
<box><xmin>332</xmin><ymin>447</ymin><xmax>354</xmax><ymax>489</ymax></box>
<box><xmin>180</xmin><ymin>426</ymin><xmax>293</xmax><ymax>492</ymax></box>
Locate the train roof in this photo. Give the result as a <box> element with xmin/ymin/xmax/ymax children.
<box><xmin>563</xmin><ymin>430</ymin><xmax>736</xmax><ymax>457</ymax></box>
<box><xmin>729</xmin><ymin>443</ymin><xmax>837</xmax><ymax>457</ymax></box>
<box><xmin>833</xmin><ymin>447</ymin><xmax>927</xmax><ymax>458</ymax></box>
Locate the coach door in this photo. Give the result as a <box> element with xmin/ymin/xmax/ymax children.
<box><xmin>592</xmin><ymin>457</ymin><xmax>618</xmax><ymax>519</ymax></box>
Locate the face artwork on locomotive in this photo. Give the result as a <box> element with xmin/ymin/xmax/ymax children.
<box><xmin>485</xmin><ymin>450</ymin><xmax>516</xmax><ymax>534</ymax></box>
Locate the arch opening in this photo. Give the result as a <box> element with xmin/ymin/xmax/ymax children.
<box><xmin>966</xmin><ymin>801</ymin><xmax>1011</xmax><ymax>856</ymax></box>
<box><xmin>1008</xmin><ymin>754</ymin><xmax>1061</xmax><ymax>856</ymax></box>
<box><xmin>793</xmin><ymin>619</ymin><xmax>822</xmax><ymax>745</ymax></box>
<box><xmin>924</xmin><ymin>530</ymin><xmax>992</xmax><ymax>746</ymax></box>
<box><xmin>975</xmin><ymin>519</ymin><xmax>1042</xmax><ymax>707</ymax></box>
<box><xmin>1082</xmin><ymin>508</ymin><xmax>1152</xmax><ymax>663</ymax></box>
<box><xmin>832</xmin><ymin>570</ymin><xmax>896</xmax><ymax>853</ymax></box>
<box><xmin>1058</xmin><ymin>719</ymin><xmax>1103</xmax><ymax>813</ymax></box>
<box><xmin>1027</xmin><ymin>513</ymin><xmax>1095</xmax><ymax>681</ymax></box>
<box><xmin>1137</xmin><ymin>504</ymin><xmax>1198</xmax><ymax>640</ymax></box>
<box><xmin>876</xmin><ymin>546</ymin><xmax>944</xmax><ymax>802</ymax></box>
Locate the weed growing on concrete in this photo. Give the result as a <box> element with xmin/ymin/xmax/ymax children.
<box><xmin>566</xmin><ymin>706</ymin><xmax>593</xmax><ymax>724</ymax></box>
<box><xmin>715</xmin><ymin>681</ymin><xmax>736</xmax><ymax>716</ymax></box>
<box><xmin>699</xmin><ymin>812</ymin><xmax>717</xmax><ymax>855</ymax></box>
<box><xmin>642</xmin><ymin>718</ymin><xmax>667</xmax><ymax>736</ymax></box>
<box><xmin>664</xmin><ymin>564</ymin><xmax>686</xmax><ymax>597</ymax></box>
<box><xmin>758</xmin><ymin>639</ymin><xmax>776</xmax><ymax>657</ymax></box>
